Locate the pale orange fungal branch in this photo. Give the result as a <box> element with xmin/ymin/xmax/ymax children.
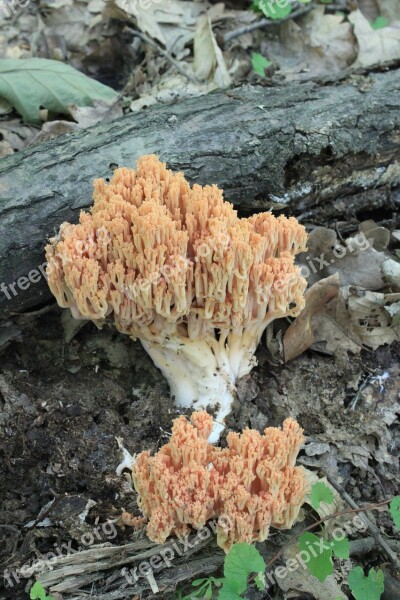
<box><xmin>46</xmin><ymin>156</ymin><xmax>307</xmax><ymax>441</ymax></box>
<box><xmin>131</xmin><ymin>411</ymin><xmax>308</xmax><ymax>552</ymax></box>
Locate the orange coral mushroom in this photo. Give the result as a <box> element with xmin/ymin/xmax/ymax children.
<box><xmin>46</xmin><ymin>155</ymin><xmax>307</xmax><ymax>441</ymax></box>
<box><xmin>131</xmin><ymin>411</ymin><xmax>308</xmax><ymax>552</ymax></box>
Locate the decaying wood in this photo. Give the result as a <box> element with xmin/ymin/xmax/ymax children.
<box><xmin>18</xmin><ymin>534</ymin><xmax>224</xmax><ymax>599</ymax></box>
<box><xmin>0</xmin><ymin>65</ymin><xmax>399</xmax><ymax>317</ymax></box>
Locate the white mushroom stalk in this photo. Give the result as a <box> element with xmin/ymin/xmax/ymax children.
<box><xmin>46</xmin><ymin>156</ymin><xmax>307</xmax><ymax>442</ymax></box>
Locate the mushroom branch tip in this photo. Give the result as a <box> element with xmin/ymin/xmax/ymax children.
<box><xmin>131</xmin><ymin>411</ymin><xmax>308</xmax><ymax>551</ymax></box>
<box><xmin>45</xmin><ymin>155</ymin><xmax>307</xmax><ymax>441</ymax></box>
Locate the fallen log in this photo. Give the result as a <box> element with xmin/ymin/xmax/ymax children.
<box><xmin>0</xmin><ymin>66</ymin><xmax>400</xmax><ymax>317</ymax></box>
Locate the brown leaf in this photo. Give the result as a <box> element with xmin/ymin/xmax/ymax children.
<box><xmin>283</xmin><ymin>274</ymin><xmax>340</xmax><ymax>362</ymax></box>
<box><xmin>267</xmin><ymin>6</ymin><xmax>356</xmax><ymax>80</ymax></box>
<box><xmin>297</xmin><ymin>226</ymin><xmax>387</xmax><ymax>290</ymax></box>
<box><xmin>68</xmin><ymin>98</ymin><xmax>123</xmax><ymax>127</ymax></box>
<box><xmin>343</xmin><ymin>287</ymin><xmax>400</xmax><ymax>349</ymax></box>
<box><xmin>194</xmin><ymin>14</ymin><xmax>231</xmax><ymax>87</ymax></box>
<box><xmin>30</xmin><ymin>120</ymin><xmax>80</xmax><ymax>145</ymax></box>
<box><xmin>112</xmin><ymin>0</ymin><xmax>207</xmax><ymax>57</ymax></box>
<box><xmin>0</xmin><ymin>140</ymin><xmax>13</xmax><ymax>158</ymax></box>
<box><xmin>349</xmin><ymin>9</ymin><xmax>400</xmax><ymax>67</ymax></box>
<box><xmin>0</xmin><ymin>119</ymin><xmax>39</xmax><ymax>152</ymax></box>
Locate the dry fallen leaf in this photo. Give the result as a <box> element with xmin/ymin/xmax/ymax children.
<box><xmin>283</xmin><ymin>274</ymin><xmax>342</xmax><ymax>362</ymax></box>
<box><xmin>194</xmin><ymin>14</ymin><xmax>231</xmax><ymax>88</ymax></box>
<box><xmin>0</xmin><ymin>119</ymin><xmax>39</xmax><ymax>152</ymax></box>
<box><xmin>297</xmin><ymin>226</ymin><xmax>387</xmax><ymax>290</ymax></box>
<box><xmin>310</xmin><ymin>295</ymin><xmax>362</xmax><ymax>357</ymax></box>
<box><xmin>29</xmin><ymin>120</ymin><xmax>80</xmax><ymax>145</ymax></box>
<box><xmin>344</xmin><ymin>287</ymin><xmax>400</xmax><ymax>349</ymax></box>
<box><xmin>68</xmin><ymin>98</ymin><xmax>123</xmax><ymax>127</ymax></box>
<box><xmin>129</xmin><ymin>73</ymin><xmax>215</xmax><ymax>112</ymax></box>
<box><xmin>267</xmin><ymin>6</ymin><xmax>356</xmax><ymax>79</ymax></box>
<box><xmin>285</xmin><ymin>279</ymin><xmax>400</xmax><ymax>359</ymax></box>
<box><xmin>381</xmin><ymin>259</ymin><xmax>400</xmax><ymax>292</ymax></box>
<box><xmin>112</xmin><ymin>0</ymin><xmax>206</xmax><ymax>58</ymax></box>
<box><xmin>349</xmin><ymin>9</ymin><xmax>400</xmax><ymax>67</ymax></box>
<box><xmin>359</xmin><ymin>219</ymin><xmax>390</xmax><ymax>252</ymax></box>
<box><xmin>0</xmin><ymin>140</ymin><xmax>13</xmax><ymax>158</ymax></box>
<box><xmin>275</xmin><ymin>543</ymin><xmax>345</xmax><ymax>600</ymax></box>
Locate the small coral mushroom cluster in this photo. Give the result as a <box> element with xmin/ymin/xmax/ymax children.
<box><xmin>132</xmin><ymin>411</ymin><xmax>308</xmax><ymax>551</ymax></box>
<box><xmin>46</xmin><ymin>155</ymin><xmax>307</xmax><ymax>441</ymax></box>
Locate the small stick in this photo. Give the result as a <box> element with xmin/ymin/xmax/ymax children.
<box><xmin>350</xmin><ymin>536</ymin><xmax>400</xmax><ymax>557</ymax></box>
<box><xmin>325</xmin><ymin>474</ymin><xmax>400</xmax><ymax>573</ymax></box>
<box><xmin>223</xmin><ymin>4</ymin><xmax>314</xmax><ymax>43</ymax></box>
<box><xmin>27</xmin><ymin>492</ymin><xmax>66</xmax><ymax>530</ymax></box>
<box><xmin>126</xmin><ymin>27</ymin><xmax>198</xmax><ymax>84</ymax></box>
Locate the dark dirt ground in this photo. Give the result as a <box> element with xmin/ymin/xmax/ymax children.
<box><xmin>0</xmin><ymin>303</ymin><xmax>399</xmax><ymax>599</ymax></box>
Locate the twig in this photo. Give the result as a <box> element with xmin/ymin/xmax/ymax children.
<box><xmin>126</xmin><ymin>27</ymin><xmax>198</xmax><ymax>84</ymax></box>
<box><xmin>18</xmin><ymin>492</ymin><xmax>68</xmax><ymax>557</ymax></box>
<box><xmin>264</xmin><ymin>499</ymin><xmax>393</xmax><ymax>570</ymax></box>
<box><xmin>324</xmin><ymin>474</ymin><xmax>400</xmax><ymax>573</ymax></box>
<box><xmin>350</xmin><ymin>536</ymin><xmax>400</xmax><ymax>558</ymax></box>
<box><xmin>27</xmin><ymin>491</ymin><xmax>66</xmax><ymax>530</ymax></box>
<box><xmin>223</xmin><ymin>4</ymin><xmax>314</xmax><ymax>43</ymax></box>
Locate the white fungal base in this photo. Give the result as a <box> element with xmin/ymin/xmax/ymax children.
<box><xmin>140</xmin><ymin>324</ymin><xmax>269</xmax><ymax>443</ymax></box>
<box><xmin>116</xmin><ymin>437</ymin><xmax>136</xmax><ymax>475</ymax></box>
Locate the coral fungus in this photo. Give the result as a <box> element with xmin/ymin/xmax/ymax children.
<box><xmin>46</xmin><ymin>155</ymin><xmax>307</xmax><ymax>441</ymax></box>
<box><xmin>132</xmin><ymin>411</ymin><xmax>308</xmax><ymax>551</ymax></box>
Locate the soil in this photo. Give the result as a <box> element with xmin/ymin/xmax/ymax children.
<box><xmin>0</xmin><ymin>305</ymin><xmax>399</xmax><ymax>599</ymax></box>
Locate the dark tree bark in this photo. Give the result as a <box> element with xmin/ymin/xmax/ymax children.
<box><xmin>0</xmin><ymin>66</ymin><xmax>399</xmax><ymax>317</ymax></box>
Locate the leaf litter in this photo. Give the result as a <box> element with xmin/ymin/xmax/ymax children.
<box><xmin>1</xmin><ymin>0</ymin><xmax>400</xmax><ymax>142</ymax></box>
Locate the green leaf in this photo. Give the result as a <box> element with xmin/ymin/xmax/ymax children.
<box><xmin>254</xmin><ymin>571</ymin><xmax>266</xmax><ymax>591</ymax></box>
<box><xmin>258</xmin><ymin>0</ymin><xmax>292</xmax><ymax>20</ymax></box>
<box><xmin>224</xmin><ymin>543</ymin><xmax>266</xmax><ymax>594</ymax></box>
<box><xmin>330</xmin><ymin>536</ymin><xmax>349</xmax><ymax>559</ymax></box>
<box><xmin>251</xmin><ymin>53</ymin><xmax>272</xmax><ymax>76</ymax></box>
<box><xmin>371</xmin><ymin>16</ymin><xmax>390</xmax><ymax>30</ymax></box>
<box><xmin>191</xmin><ymin>578</ymin><xmax>209</xmax><ymax>587</ymax></box>
<box><xmin>348</xmin><ymin>567</ymin><xmax>385</xmax><ymax>600</ymax></box>
<box><xmin>298</xmin><ymin>532</ymin><xmax>333</xmax><ymax>582</ymax></box>
<box><xmin>218</xmin><ymin>580</ymin><xmax>243</xmax><ymax>600</ymax></box>
<box><xmin>30</xmin><ymin>582</ymin><xmax>46</xmax><ymax>600</ymax></box>
<box><xmin>390</xmin><ymin>496</ymin><xmax>400</xmax><ymax>530</ymax></box>
<box><xmin>310</xmin><ymin>482</ymin><xmax>334</xmax><ymax>509</ymax></box>
<box><xmin>0</xmin><ymin>58</ymin><xmax>118</xmax><ymax>124</ymax></box>
<box><xmin>204</xmin><ymin>582</ymin><xmax>213</xmax><ymax>599</ymax></box>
